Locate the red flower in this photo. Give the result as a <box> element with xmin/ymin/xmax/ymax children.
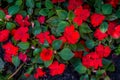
<box><xmin>106</xmin><ymin>0</ymin><xmax>119</xmax><ymax>8</ymax></box>
<box><xmin>73</xmin><ymin>6</ymin><xmax>90</xmax><ymax>26</ymax></box>
<box><xmin>91</xmin><ymin>13</ymin><xmax>105</xmax><ymax>27</ymax></box>
<box><xmin>36</xmin><ymin>31</ymin><xmax>56</xmax><ymax>44</ymax></box>
<box><xmin>59</xmin><ymin>36</ymin><xmax>67</xmax><ymax>43</ymax></box>
<box><xmin>82</xmin><ymin>52</ymin><xmax>103</xmax><ymax>69</ymax></box>
<box><xmin>94</xmin><ymin>29</ymin><xmax>108</xmax><ymax>40</ymax></box>
<box><xmin>68</xmin><ymin>0</ymin><xmax>83</xmax><ymax>10</ymax></box>
<box><xmin>19</xmin><ymin>53</ymin><xmax>27</xmax><ymax>62</ymax></box>
<box><xmin>4</xmin><ymin>54</ymin><xmax>12</xmax><ymax>63</ymax></box>
<box><xmin>52</xmin><ymin>0</ymin><xmax>65</xmax><ymax>3</ymax></box>
<box><xmin>13</xmin><ymin>27</ymin><xmax>29</xmax><ymax>42</ymax></box>
<box><xmin>74</xmin><ymin>51</ymin><xmax>83</xmax><ymax>58</ymax></box>
<box><xmin>107</xmin><ymin>21</ymin><xmax>117</xmax><ymax>36</ymax></box>
<box><xmin>111</xmin><ymin>25</ymin><xmax>120</xmax><ymax>39</ymax></box>
<box><xmin>34</xmin><ymin>68</ymin><xmax>46</xmax><ymax>79</ymax></box>
<box><xmin>38</xmin><ymin>16</ymin><xmax>45</xmax><ymax>24</ymax></box>
<box><xmin>24</xmin><ymin>73</ymin><xmax>30</xmax><ymax>78</ymax></box>
<box><xmin>49</xmin><ymin>61</ymin><xmax>65</xmax><ymax>76</ymax></box>
<box><xmin>2</xmin><ymin>42</ymin><xmax>19</xmax><ymax>56</ymax></box>
<box><xmin>95</xmin><ymin>44</ymin><xmax>111</xmax><ymax>58</ymax></box>
<box><xmin>64</xmin><ymin>25</ymin><xmax>80</xmax><ymax>44</ymax></box>
<box><xmin>40</xmin><ymin>48</ymin><xmax>53</xmax><ymax>61</ymax></box>
<box><xmin>0</xmin><ymin>29</ymin><xmax>9</xmax><ymax>42</ymax></box>
<box><xmin>15</xmin><ymin>14</ymin><xmax>30</xmax><ymax>27</ymax></box>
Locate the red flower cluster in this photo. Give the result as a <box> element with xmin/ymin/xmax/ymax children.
<box><xmin>34</xmin><ymin>68</ymin><xmax>46</xmax><ymax>79</ymax></box>
<box><xmin>49</xmin><ymin>61</ymin><xmax>65</xmax><ymax>76</ymax></box>
<box><xmin>107</xmin><ymin>0</ymin><xmax>119</xmax><ymax>8</ymax></box>
<box><xmin>19</xmin><ymin>53</ymin><xmax>27</xmax><ymax>62</ymax></box>
<box><xmin>36</xmin><ymin>31</ymin><xmax>56</xmax><ymax>44</ymax></box>
<box><xmin>82</xmin><ymin>44</ymin><xmax>111</xmax><ymax>69</ymax></box>
<box><xmin>68</xmin><ymin>0</ymin><xmax>83</xmax><ymax>10</ymax></box>
<box><xmin>2</xmin><ymin>42</ymin><xmax>19</xmax><ymax>62</ymax></box>
<box><xmin>111</xmin><ymin>25</ymin><xmax>120</xmax><ymax>39</ymax></box>
<box><xmin>94</xmin><ymin>29</ymin><xmax>108</xmax><ymax>40</ymax></box>
<box><xmin>73</xmin><ymin>6</ymin><xmax>90</xmax><ymax>26</ymax></box>
<box><xmin>15</xmin><ymin>14</ymin><xmax>31</xmax><ymax>27</ymax></box>
<box><xmin>82</xmin><ymin>52</ymin><xmax>103</xmax><ymax>69</ymax></box>
<box><xmin>0</xmin><ymin>29</ymin><xmax>9</xmax><ymax>42</ymax></box>
<box><xmin>12</xmin><ymin>27</ymin><xmax>29</xmax><ymax>42</ymax></box>
<box><xmin>95</xmin><ymin>44</ymin><xmax>111</xmax><ymax>58</ymax></box>
<box><xmin>52</xmin><ymin>0</ymin><xmax>65</xmax><ymax>3</ymax></box>
<box><xmin>37</xmin><ymin>16</ymin><xmax>45</xmax><ymax>24</ymax></box>
<box><xmin>74</xmin><ymin>51</ymin><xmax>83</xmax><ymax>58</ymax></box>
<box><xmin>40</xmin><ymin>48</ymin><xmax>53</xmax><ymax>61</ymax></box>
<box><xmin>64</xmin><ymin>25</ymin><xmax>80</xmax><ymax>44</ymax></box>
<box><xmin>91</xmin><ymin>13</ymin><xmax>105</xmax><ymax>27</ymax></box>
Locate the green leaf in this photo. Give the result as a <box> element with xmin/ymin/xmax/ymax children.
<box><xmin>68</xmin><ymin>11</ymin><xmax>74</xmax><ymax>21</ymax></box>
<box><xmin>18</xmin><ymin>42</ymin><xmax>30</xmax><ymax>50</ymax></box>
<box><xmin>0</xmin><ymin>10</ymin><xmax>5</xmax><ymax>19</ymax></box>
<box><xmin>8</xmin><ymin>5</ymin><xmax>20</xmax><ymax>15</ymax></box>
<box><xmin>58</xmin><ymin>48</ymin><xmax>74</xmax><ymax>60</ymax></box>
<box><xmin>0</xmin><ymin>58</ymin><xmax>4</xmax><ymax>70</ymax></box>
<box><xmin>32</xmin><ymin>20</ymin><xmax>41</xmax><ymax>36</ymax></box>
<box><xmin>6</xmin><ymin>22</ymin><xmax>16</xmax><ymax>31</ymax></box>
<box><xmin>36</xmin><ymin>2</ymin><xmax>41</xmax><ymax>8</ymax></box>
<box><xmin>45</xmin><ymin>0</ymin><xmax>53</xmax><ymax>9</ymax></box>
<box><xmin>33</xmin><ymin>48</ymin><xmax>41</xmax><ymax>56</ymax></box>
<box><xmin>79</xmin><ymin>23</ymin><xmax>92</xmax><ymax>33</ymax></box>
<box><xmin>15</xmin><ymin>0</ymin><xmax>23</xmax><ymax>6</ymax></box>
<box><xmin>100</xmin><ymin>22</ymin><xmax>108</xmax><ymax>33</ymax></box>
<box><xmin>102</xmin><ymin>4</ymin><xmax>112</xmax><ymax>15</ymax></box>
<box><xmin>44</xmin><ymin>58</ymin><xmax>53</xmax><ymax>67</ymax></box>
<box><xmin>75</xmin><ymin>63</ymin><xmax>87</xmax><ymax>74</ymax></box>
<box><xmin>39</xmin><ymin>8</ymin><xmax>49</xmax><ymax>16</ymax></box>
<box><xmin>26</xmin><ymin>0</ymin><xmax>34</xmax><ymax>8</ymax></box>
<box><xmin>52</xmin><ymin>40</ymin><xmax>62</xmax><ymax>50</ymax></box>
<box><xmin>80</xmin><ymin>74</ymin><xmax>89</xmax><ymax>80</ymax></box>
<box><xmin>12</xmin><ymin>56</ymin><xmax>20</xmax><ymax>67</ymax></box>
<box><xmin>96</xmin><ymin>69</ymin><xmax>105</xmax><ymax>77</ymax></box>
<box><xmin>115</xmin><ymin>45</ymin><xmax>120</xmax><ymax>55</ymax></box>
<box><xmin>56</xmin><ymin>10</ymin><xmax>67</xmax><ymax>20</ymax></box>
<box><xmin>85</xmin><ymin>39</ymin><xmax>95</xmax><ymax>49</ymax></box>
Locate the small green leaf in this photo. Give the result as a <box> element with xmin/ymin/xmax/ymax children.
<box><xmin>85</xmin><ymin>39</ymin><xmax>95</xmax><ymax>49</ymax></box>
<box><xmin>80</xmin><ymin>74</ymin><xmax>89</xmax><ymax>80</ymax></box>
<box><xmin>12</xmin><ymin>56</ymin><xmax>20</xmax><ymax>67</ymax></box>
<box><xmin>6</xmin><ymin>22</ymin><xmax>16</xmax><ymax>31</ymax></box>
<box><xmin>18</xmin><ymin>42</ymin><xmax>30</xmax><ymax>50</ymax></box>
<box><xmin>79</xmin><ymin>23</ymin><xmax>92</xmax><ymax>33</ymax></box>
<box><xmin>8</xmin><ymin>5</ymin><xmax>20</xmax><ymax>15</ymax></box>
<box><xmin>32</xmin><ymin>21</ymin><xmax>41</xmax><ymax>36</ymax></box>
<box><xmin>39</xmin><ymin>8</ymin><xmax>49</xmax><ymax>16</ymax></box>
<box><xmin>56</xmin><ymin>10</ymin><xmax>68</xmax><ymax>20</ymax></box>
<box><xmin>15</xmin><ymin>0</ymin><xmax>23</xmax><ymax>6</ymax></box>
<box><xmin>33</xmin><ymin>48</ymin><xmax>41</xmax><ymax>56</ymax></box>
<box><xmin>58</xmin><ymin>48</ymin><xmax>74</xmax><ymax>60</ymax></box>
<box><xmin>52</xmin><ymin>40</ymin><xmax>62</xmax><ymax>50</ymax></box>
<box><xmin>44</xmin><ymin>58</ymin><xmax>53</xmax><ymax>67</ymax></box>
<box><xmin>0</xmin><ymin>10</ymin><xmax>5</xmax><ymax>19</ymax></box>
<box><xmin>100</xmin><ymin>22</ymin><xmax>108</xmax><ymax>33</ymax></box>
<box><xmin>26</xmin><ymin>0</ymin><xmax>34</xmax><ymax>8</ymax></box>
<box><xmin>102</xmin><ymin>4</ymin><xmax>112</xmax><ymax>15</ymax></box>
<box><xmin>0</xmin><ymin>58</ymin><xmax>4</xmax><ymax>70</ymax></box>
<box><xmin>45</xmin><ymin>0</ymin><xmax>53</xmax><ymax>9</ymax></box>
<box><xmin>75</xmin><ymin>63</ymin><xmax>87</xmax><ymax>74</ymax></box>
<box><xmin>68</xmin><ymin>11</ymin><xmax>74</xmax><ymax>21</ymax></box>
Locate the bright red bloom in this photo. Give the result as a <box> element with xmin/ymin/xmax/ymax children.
<box><xmin>82</xmin><ymin>52</ymin><xmax>103</xmax><ymax>69</ymax></box>
<box><xmin>94</xmin><ymin>29</ymin><xmax>108</xmax><ymax>40</ymax></box>
<box><xmin>13</xmin><ymin>27</ymin><xmax>29</xmax><ymax>42</ymax></box>
<box><xmin>73</xmin><ymin>6</ymin><xmax>90</xmax><ymax>26</ymax></box>
<box><xmin>0</xmin><ymin>29</ymin><xmax>9</xmax><ymax>42</ymax></box>
<box><xmin>15</xmin><ymin>14</ymin><xmax>31</xmax><ymax>27</ymax></box>
<box><xmin>106</xmin><ymin>0</ymin><xmax>119</xmax><ymax>8</ymax></box>
<box><xmin>40</xmin><ymin>48</ymin><xmax>53</xmax><ymax>61</ymax></box>
<box><xmin>19</xmin><ymin>53</ymin><xmax>27</xmax><ymax>62</ymax></box>
<box><xmin>49</xmin><ymin>61</ymin><xmax>65</xmax><ymax>76</ymax></box>
<box><xmin>59</xmin><ymin>36</ymin><xmax>67</xmax><ymax>43</ymax></box>
<box><xmin>64</xmin><ymin>25</ymin><xmax>80</xmax><ymax>44</ymax></box>
<box><xmin>52</xmin><ymin>0</ymin><xmax>65</xmax><ymax>3</ymax></box>
<box><xmin>36</xmin><ymin>31</ymin><xmax>56</xmax><ymax>44</ymax></box>
<box><xmin>91</xmin><ymin>13</ymin><xmax>105</xmax><ymax>27</ymax></box>
<box><xmin>107</xmin><ymin>21</ymin><xmax>117</xmax><ymax>36</ymax></box>
<box><xmin>95</xmin><ymin>44</ymin><xmax>111</xmax><ymax>58</ymax></box>
<box><xmin>111</xmin><ymin>25</ymin><xmax>120</xmax><ymax>39</ymax></box>
<box><xmin>68</xmin><ymin>0</ymin><xmax>83</xmax><ymax>10</ymax></box>
<box><xmin>38</xmin><ymin>16</ymin><xmax>45</xmax><ymax>24</ymax></box>
<box><xmin>34</xmin><ymin>68</ymin><xmax>46</xmax><ymax>79</ymax></box>
<box><xmin>2</xmin><ymin>42</ymin><xmax>19</xmax><ymax>56</ymax></box>
<box><xmin>74</xmin><ymin>51</ymin><xmax>83</xmax><ymax>58</ymax></box>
